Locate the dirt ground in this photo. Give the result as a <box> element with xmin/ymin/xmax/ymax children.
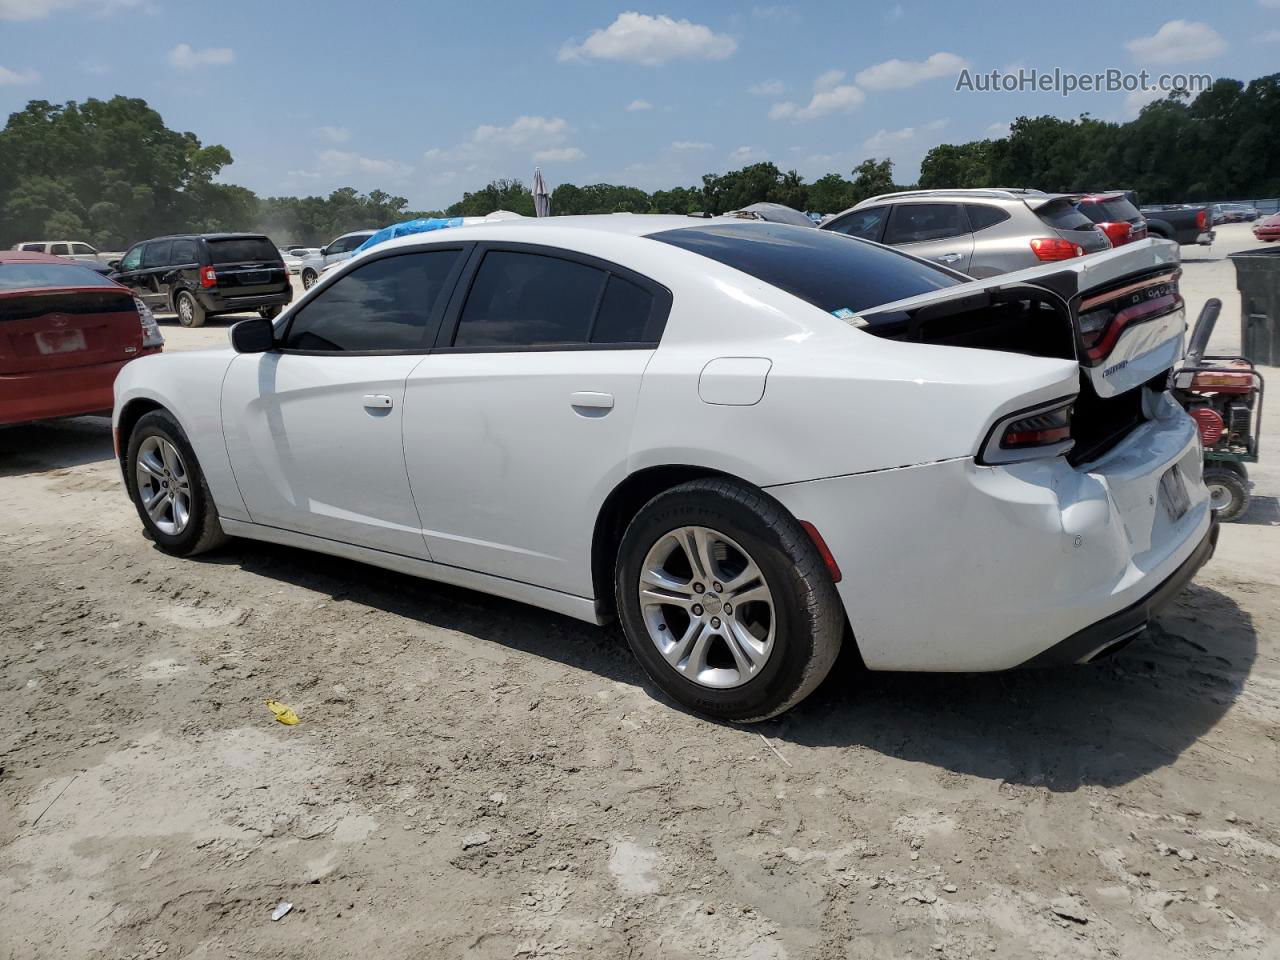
<box><xmin>2</xmin><ymin>224</ymin><xmax>1278</xmax><ymax>960</ymax></box>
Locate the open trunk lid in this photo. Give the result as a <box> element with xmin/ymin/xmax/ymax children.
<box><xmin>0</xmin><ymin>287</ymin><xmax>144</xmax><ymax>375</ymax></box>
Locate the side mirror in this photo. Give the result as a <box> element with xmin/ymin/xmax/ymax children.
<box><xmin>229</xmin><ymin>317</ymin><xmax>275</xmax><ymax>353</ymax></box>
<box><xmin>318</xmin><ymin>246</ymin><xmax>329</xmax><ymax>257</ymax></box>
<box><xmin>107</xmin><ymin>259</ymin><xmax>121</xmax><ymax>270</ymax></box>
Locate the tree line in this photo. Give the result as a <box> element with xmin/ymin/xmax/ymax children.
<box><xmin>1</xmin><ymin>75</ymin><xmax>1275</xmax><ymax>249</ymax></box>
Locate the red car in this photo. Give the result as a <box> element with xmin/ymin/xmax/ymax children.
<box><xmin>1253</xmin><ymin>212</ymin><xmax>1280</xmax><ymax>242</ymax></box>
<box><xmin>1</xmin><ymin>251</ymin><xmax>164</xmax><ymax>426</ymax></box>
<box><xmin>1075</xmin><ymin>192</ymin><xmax>1150</xmax><ymax>247</ymax></box>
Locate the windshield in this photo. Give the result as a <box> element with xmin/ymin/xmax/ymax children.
<box><xmin>649</xmin><ymin>222</ymin><xmax>961</xmax><ymax>315</ymax></box>
<box><xmin>0</xmin><ymin>262</ymin><xmax>119</xmax><ymax>290</ymax></box>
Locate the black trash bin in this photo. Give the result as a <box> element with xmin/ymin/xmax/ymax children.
<box><xmin>1229</xmin><ymin>247</ymin><xmax>1280</xmax><ymax>366</ymax></box>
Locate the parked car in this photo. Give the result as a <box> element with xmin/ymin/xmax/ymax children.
<box><xmin>299</xmin><ymin>231</ymin><xmax>377</xmax><ymax>289</ymax></box>
<box><xmin>1074</xmin><ymin>192</ymin><xmax>1149</xmax><ymax>247</ymax></box>
<box><xmin>723</xmin><ymin>202</ymin><xmax>816</xmax><ymax>228</ymax></box>
<box><xmin>1</xmin><ymin>251</ymin><xmax>163</xmax><ymax>426</ymax></box>
<box><xmin>11</xmin><ymin>240</ymin><xmax>112</xmax><ymax>274</ymax></box>
<box><xmin>114</xmin><ymin>216</ymin><xmax>1211</xmax><ymax>722</ymax></box>
<box><xmin>820</xmin><ymin>188</ymin><xmax>1111</xmax><ymax>278</ymax></box>
<box><xmin>1254</xmin><ymin>199</ymin><xmax>1280</xmax><ymax>216</ymax></box>
<box><xmin>1253</xmin><ymin>212</ymin><xmax>1280</xmax><ymax>242</ymax></box>
<box><xmin>1218</xmin><ymin>203</ymin><xmax>1259</xmax><ymax>223</ymax></box>
<box><xmin>1139</xmin><ymin>204</ymin><xmax>1215</xmax><ymax>246</ymax></box>
<box><xmin>109</xmin><ymin>233</ymin><xmax>292</xmax><ymax>328</ymax></box>
<box><xmin>278</xmin><ymin>249</ymin><xmax>305</xmax><ymax>275</ymax></box>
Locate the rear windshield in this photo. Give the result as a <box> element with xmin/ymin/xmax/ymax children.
<box><xmin>1078</xmin><ymin>198</ymin><xmax>1142</xmax><ymax>223</ymax></box>
<box><xmin>649</xmin><ymin>222</ymin><xmax>961</xmax><ymax>315</ymax></box>
<box><xmin>206</xmin><ymin>237</ymin><xmax>281</xmax><ymax>264</ymax></box>
<box><xmin>0</xmin><ymin>262</ymin><xmax>119</xmax><ymax>290</ymax></box>
<box><xmin>1037</xmin><ymin>198</ymin><xmax>1096</xmax><ymax>231</ymax></box>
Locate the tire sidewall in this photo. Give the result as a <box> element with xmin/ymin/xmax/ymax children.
<box><xmin>1204</xmin><ymin>467</ymin><xmax>1249</xmax><ymax>522</ymax></box>
<box><xmin>175</xmin><ymin>290</ymin><xmax>197</xmax><ymax>327</ymax></box>
<box><xmin>615</xmin><ymin>485</ymin><xmax>832</xmax><ymax>721</ymax></box>
<box><xmin>125</xmin><ymin>411</ymin><xmax>214</xmax><ymax>554</ymax></box>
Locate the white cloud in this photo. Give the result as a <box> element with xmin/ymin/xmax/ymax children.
<box><xmin>315</xmin><ymin>125</ymin><xmax>350</xmax><ymax>144</ymax></box>
<box><xmin>1260</xmin><ymin>0</ymin><xmax>1280</xmax><ymax>8</ymax></box>
<box><xmin>669</xmin><ymin>140</ymin><xmax>711</xmax><ymax>152</ymax></box>
<box><xmin>749</xmin><ymin>79</ymin><xmax>785</xmax><ymax>96</ymax></box>
<box><xmin>985</xmin><ymin>121</ymin><xmax>1010</xmax><ymax>137</ymax></box>
<box><xmin>855</xmin><ymin>51</ymin><xmax>968</xmax><ymax>90</ymax></box>
<box><xmin>884</xmin><ymin>3</ymin><xmax>905</xmax><ymax>20</ymax></box>
<box><xmin>770</xmin><ymin>69</ymin><xmax>865</xmax><ymax>121</ymax></box>
<box><xmin>533</xmin><ymin>146</ymin><xmax>585</xmax><ymax>164</ymax></box>
<box><xmin>167</xmin><ymin>43</ymin><xmax>235</xmax><ymax>69</ymax></box>
<box><xmin>751</xmin><ymin>5</ymin><xmax>798</xmax><ymax>21</ymax></box>
<box><xmin>473</xmin><ymin>115</ymin><xmax>568</xmax><ymax>148</ymax></box>
<box><xmin>862</xmin><ymin>119</ymin><xmax>946</xmax><ymax>153</ymax></box>
<box><xmin>80</xmin><ymin>59</ymin><xmax>111</xmax><ymax>75</ymax></box>
<box><xmin>314</xmin><ymin>149</ymin><xmax>412</xmax><ymax>178</ymax></box>
<box><xmin>559</xmin><ymin>12</ymin><xmax>736</xmax><ymax>66</ymax></box>
<box><xmin>0</xmin><ymin>64</ymin><xmax>39</xmax><ymax>85</ymax></box>
<box><xmin>626</xmin><ymin>98</ymin><xmax>653</xmax><ymax>112</ymax></box>
<box><xmin>1123</xmin><ymin>87</ymin><xmax>1166</xmax><ymax>118</ymax></box>
<box><xmin>729</xmin><ymin>145</ymin><xmax>764</xmax><ymax>163</ymax></box>
<box><xmin>1126</xmin><ymin>20</ymin><xmax>1226</xmax><ymax>64</ymax></box>
<box><xmin>1260</xmin><ymin>29</ymin><xmax>1280</xmax><ymax>42</ymax></box>
<box><xmin>0</xmin><ymin>0</ymin><xmax>140</xmax><ymax>19</ymax></box>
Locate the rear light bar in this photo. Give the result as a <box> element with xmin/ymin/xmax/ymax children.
<box><xmin>1098</xmin><ymin>221</ymin><xmax>1132</xmax><ymax>246</ymax></box>
<box><xmin>200</xmin><ymin>265</ymin><xmax>217</xmax><ymax>288</ymax></box>
<box><xmin>978</xmin><ymin>397</ymin><xmax>1076</xmax><ymax>465</ymax></box>
<box><xmin>133</xmin><ymin>297</ymin><xmax>164</xmax><ymax>348</ymax></box>
<box><xmin>1196</xmin><ymin>209</ymin><xmax>1207</xmax><ymax>231</ymax></box>
<box><xmin>1030</xmin><ymin>237</ymin><xmax>1084</xmax><ymax>262</ymax></box>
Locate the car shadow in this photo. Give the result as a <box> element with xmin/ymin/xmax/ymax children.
<box><xmin>767</xmin><ymin>582</ymin><xmax>1257</xmax><ymax>791</ymax></box>
<box><xmin>0</xmin><ymin>416</ymin><xmax>116</xmax><ymax>477</ymax></box>
<box><xmin>196</xmin><ymin>538</ymin><xmax>1254</xmax><ymax>792</ymax></box>
<box><xmin>1235</xmin><ymin>495</ymin><xmax>1280</xmax><ymax>527</ymax></box>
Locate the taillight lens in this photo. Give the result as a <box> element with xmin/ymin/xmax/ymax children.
<box><xmin>979</xmin><ymin>397</ymin><xmax>1076</xmax><ymax>465</ymax></box>
<box><xmin>1030</xmin><ymin>237</ymin><xmax>1084</xmax><ymax>262</ymax></box>
<box><xmin>133</xmin><ymin>297</ymin><xmax>164</xmax><ymax>348</ymax></box>
<box><xmin>1196</xmin><ymin>209</ymin><xmax>1207</xmax><ymax>230</ymax></box>
<box><xmin>1099</xmin><ymin>222</ymin><xmax>1132</xmax><ymax>246</ymax></box>
<box><xmin>200</xmin><ymin>265</ymin><xmax>217</xmax><ymax>288</ymax></box>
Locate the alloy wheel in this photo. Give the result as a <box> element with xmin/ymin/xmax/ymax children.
<box><xmin>638</xmin><ymin>525</ymin><xmax>776</xmax><ymax>689</ymax></box>
<box><xmin>177</xmin><ymin>295</ymin><xmax>194</xmax><ymax>325</ymax></box>
<box><xmin>135</xmin><ymin>436</ymin><xmax>192</xmax><ymax>535</ymax></box>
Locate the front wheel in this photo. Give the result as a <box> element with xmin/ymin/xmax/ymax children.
<box><xmin>615</xmin><ymin>479</ymin><xmax>843</xmax><ymax>722</ymax></box>
<box><xmin>1204</xmin><ymin>466</ymin><xmax>1250</xmax><ymax>523</ymax></box>
<box><xmin>125</xmin><ymin>410</ymin><xmax>228</xmax><ymax>555</ymax></box>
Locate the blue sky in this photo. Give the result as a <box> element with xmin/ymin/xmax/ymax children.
<box><xmin>3</xmin><ymin>0</ymin><xmax>1279</xmax><ymax>208</ymax></box>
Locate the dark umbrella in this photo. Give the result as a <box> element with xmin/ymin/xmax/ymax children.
<box><xmin>532</xmin><ymin>167</ymin><xmax>551</xmax><ymax>218</ymax></box>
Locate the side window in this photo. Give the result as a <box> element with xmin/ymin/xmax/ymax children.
<box><xmin>70</xmin><ymin>243</ymin><xmax>96</xmax><ymax>255</ymax></box>
<box><xmin>593</xmin><ymin>274</ymin><xmax>655</xmax><ymax>344</ymax></box>
<box><xmin>453</xmin><ymin>251</ymin><xmax>607</xmax><ymax>348</ymax></box>
<box><xmin>21</xmin><ymin>243</ymin><xmax>45</xmax><ymax>252</ymax></box>
<box><xmin>49</xmin><ymin>242</ymin><xmax>70</xmax><ymax>255</ymax></box>
<box><xmin>282</xmin><ymin>250</ymin><xmax>460</xmax><ymax>352</ymax></box>
<box><xmin>826</xmin><ymin>206</ymin><xmax>888</xmax><ymax>242</ymax></box>
<box><xmin>884</xmin><ymin>204</ymin><xmax>968</xmax><ymax>245</ymax></box>
<box><xmin>964</xmin><ymin>204</ymin><xmax>1011</xmax><ymax>233</ymax></box>
<box><xmin>170</xmin><ymin>239</ymin><xmax>197</xmax><ymax>263</ymax></box>
<box><xmin>119</xmin><ymin>244</ymin><xmax>143</xmax><ymax>271</ymax></box>
<box><xmin>142</xmin><ymin>240</ymin><xmax>173</xmax><ymax>268</ymax></box>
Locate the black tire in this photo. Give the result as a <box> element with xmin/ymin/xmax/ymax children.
<box><xmin>1204</xmin><ymin>466</ymin><xmax>1250</xmax><ymax>523</ymax></box>
<box><xmin>615</xmin><ymin>479</ymin><xmax>844</xmax><ymax>723</ymax></box>
<box><xmin>258</xmin><ymin>305</ymin><xmax>282</xmax><ymax>320</ymax></box>
<box><xmin>174</xmin><ymin>289</ymin><xmax>206</xmax><ymax>328</ymax></box>
<box><xmin>301</xmin><ymin>269</ymin><xmax>318</xmax><ymax>290</ymax></box>
<box><xmin>125</xmin><ymin>410</ymin><xmax>229</xmax><ymax>556</ymax></box>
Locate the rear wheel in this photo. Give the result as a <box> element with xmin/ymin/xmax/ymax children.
<box><xmin>301</xmin><ymin>269</ymin><xmax>318</xmax><ymax>290</ymax></box>
<box><xmin>258</xmin><ymin>305</ymin><xmax>282</xmax><ymax>320</ymax></box>
<box><xmin>615</xmin><ymin>479</ymin><xmax>843</xmax><ymax>722</ymax></box>
<box><xmin>174</xmin><ymin>289</ymin><xmax>206</xmax><ymax>328</ymax></box>
<box><xmin>1204</xmin><ymin>466</ymin><xmax>1250</xmax><ymax>522</ymax></box>
<box><xmin>125</xmin><ymin>410</ymin><xmax>228</xmax><ymax>555</ymax></box>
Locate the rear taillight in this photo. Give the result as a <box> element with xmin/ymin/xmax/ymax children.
<box><xmin>1029</xmin><ymin>237</ymin><xmax>1084</xmax><ymax>262</ymax></box>
<box><xmin>1099</xmin><ymin>221</ymin><xmax>1132</xmax><ymax>246</ymax></box>
<box><xmin>133</xmin><ymin>297</ymin><xmax>164</xmax><ymax>348</ymax></box>
<box><xmin>979</xmin><ymin>397</ymin><xmax>1076</xmax><ymax>465</ymax></box>
<box><xmin>1196</xmin><ymin>209</ymin><xmax>1207</xmax><ymax>230</ymax></box>
<box><xmin>200</xmin><ymin>265</ymin><xmax>217</xmax><ymax>288</ymax></box>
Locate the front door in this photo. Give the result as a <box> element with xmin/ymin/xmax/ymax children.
<box><xmin>220</xmin><ymin>247</ymin><xmax>466</xmax><ymax>556</ymax></box>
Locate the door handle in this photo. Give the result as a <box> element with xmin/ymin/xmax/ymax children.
<box><xmin>362</xmin><ymin>394</ymin><xmax>393</xmax><ymax>409</ymax></box>
<box><xmin>570</xmin><ymin>391</ymin><xmax>614</xmax><ymax>410</ymax></box>
<box><xmin>935</xmin><ymin>252</ymin><xmax>963</xmax><ymax>263</ymax></box>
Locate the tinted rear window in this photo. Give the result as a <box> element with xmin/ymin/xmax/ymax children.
<box><xmin>965</xmin><ymin>204</ymin><xmax>1012</xmax><ymax>232</ymax></box>
<box><xmin>206</xmin><ymin>237</ymin><xmax>281</xmax><ymax>264</ymax></box>
<box><xmin>0</xmin><ymin>263</ymin><xmax>120</xmax><ymax>290</ymax></box>
<box><xmin>454</xmin><ymin>251</ymin><xmax>607</xmax><ymax>348</ymax></box>
<box><xmin>650</xmin><ymin>222</ymin><xmax>961</xmax><ymax>315</ymax></box>
<box><xmin>1078</xmin><ymin>198</ymin><xmax>1142</xmax><ymax>223</ymax></box>
<box><xmin>1038</xmin><ymin>199</ymin><xmax>1096</xmax><ymax>231</ymax></box>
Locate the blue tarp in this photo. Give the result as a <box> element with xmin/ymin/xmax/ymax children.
<box><xmin>354</xmin><ymin>217</ymin><xmax>465</xmax><ymax>253</ymax></box>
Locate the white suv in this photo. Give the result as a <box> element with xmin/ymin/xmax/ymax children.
<box><xmin>298</xmin><ymin>230</ymin><xmax>376</xmax><ymax>289</ymax></box>
<box><xmin>13</xmin><ymin>240</ymin><xmax>112</xmax><ymax>273</ymax></box>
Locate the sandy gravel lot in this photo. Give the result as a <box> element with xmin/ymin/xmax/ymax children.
<box><xmin>2</xmin><ymin>224</ymin><xmax>1278</xmax><ymax>959</ymax></box>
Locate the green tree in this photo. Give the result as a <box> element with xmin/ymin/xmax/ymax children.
<box><xmin>848</xmin><ymin>158</ymin><xmax>897</xmax><ymax>204</ymax></box>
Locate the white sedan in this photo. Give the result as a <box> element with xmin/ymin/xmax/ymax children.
<box><xmin>113</xmin><ymin>217</ymin><xmax>1213</xmax><ymax>721</ymax></box>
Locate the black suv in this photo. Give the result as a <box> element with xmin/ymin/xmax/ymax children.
<box><xmin>110</xmin><ymin>233</ymin><xmax>292</xmax><ymax>328</ymax></box>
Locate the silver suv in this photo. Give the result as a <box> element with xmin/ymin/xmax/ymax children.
<box><xmin>298</xmin><ymin>230</ymin><xmax>377</xmax><ymax>289</ymax></box>
<box><xmin>819</xmin><ymin>188</ymin><xmax>1112</xmax><ymax>278</ymax></box>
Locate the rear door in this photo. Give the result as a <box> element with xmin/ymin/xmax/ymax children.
<box><xmin>882</xmin><ymin>203</ymin><xmax>975</xmax><ymax>272</ymax></box>
<box><xmin>204</xmin><ymin>236</ymin><xmax>289</xmax><ymax>298</ymax></box>
<box><xmin>0</xmin><ymin>263</ymin><xmax>141</xmax><ymax>375</ymax></box>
